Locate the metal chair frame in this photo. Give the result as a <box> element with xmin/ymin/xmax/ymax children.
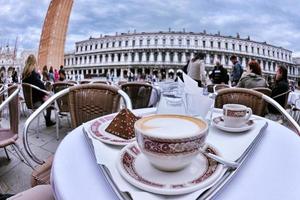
<box><xmin>23</xmin><ymin>86</ymin><xmax>132</xmax><ymax>164</ymax></box>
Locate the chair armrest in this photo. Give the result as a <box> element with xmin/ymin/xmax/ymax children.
<box><xmin>262</xmin><ymin>94</ymin><xmax>300</xmax><ymax>135</ymax></box>
<box><xmin>117</xmin><ymin>89</ymin><xmax>132</xmax><ymax>110</ymax></box>
<box><xmin>0</xmin><ymin>87</ymin><xmax>20</xmax><ymax>111</ymax></box>
<box><xmin>23</xmin><ymin>88</ymin><xmax>70</xmax><ymax>164</ymax></box>
<box><xmin>28</xmin><ymin>83</ymin><xmax>51</xmax><ymax>96</ymax></box>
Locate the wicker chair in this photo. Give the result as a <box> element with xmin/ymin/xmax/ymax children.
<box><xmin>52</xmin><ymin>82</ymin><xmax>75</xmax><ymax>139</ymax></box>
<box><xmin>215</xmin><ymin>88</ymin><xmax>300</xmax><ymax>134</ymax></box>
<box><xmin>67</xmin><ymin>80</ymin><xmax>78</xmax><ymax>85</ymax></box>
<box><xmin>91</xmin><ymin>80</ymin><xmax>110</xmax><ymax>85</ymax></box>
<box><xmin>0</xmin><ymin>85</ymin><xmax>32</xmax><ymax>166</ymax></box>
<box><xmin>79</xmin><ymin>80</ymin><xmax>91</xmax><ymax>84</ymax></box>
<box><xmin>215</xmin><ymin>88</ymin><xmax>267</xmax><ymax>117</ymax></box>
<box><xmin>69</xmin><ymin>84</ymin><xmax>131</xmax><ymax>128</ymax></box>
<box><xmin>121</xmin><ymin>82</ymin><xmax>153</xmax><ymax>109</ymax></box>
<box><xmin>207</xmin><ymin>84</ymin><xmax>215</xmax><ymax>93</ymax></box>
<box><xmin>22</xmin><ymin>83</ymin><xmax>51</xmax><ymax>138</ymax></box>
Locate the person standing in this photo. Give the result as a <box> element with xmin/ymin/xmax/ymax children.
<box><xmin>22</xmin><ymin>55</ymin><xmax>55</xmax><ymax>127</ymax></box>
<box><xmin>59</xmin><ymin>65</ymin><xmax>66</xmax><ymax>81</ymax></box>
<box><xmin>230</xmin><ymin>55</ymin><xmax>243</xmax><ymax>86</ymax></box>
<box><xmin>209</xmin><ymin>60</ymin><xmax>229</xmax><ymax>84</ymax></box>
<box><xmin>12</xmin><ymin>69</ymin><xmax>18</xmax><ymax>83</ymax></box>
<box><xmin>42</xmin><ymin>65</ymin><xmax>49</xmax><ymax>81</ymax></box>
<box><xmin>49</xmin><ymin>66</ymin><xmax>55</xmax><ymax>82</ymax></box>
<box><xmin>187</xmin><ymin>52</ymin><xmax>206</xmax><ymax>87</ymax></box>
<box><xmin>54</xmin><ymin>69</ymin><xmax>59</xmax><ymax>82</ymax></box>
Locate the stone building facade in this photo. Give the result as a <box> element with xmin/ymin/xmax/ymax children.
<box><xmin>64</xmin><ymin>31</ymin><xmax>299</xmax><ymax>81</ymax></box>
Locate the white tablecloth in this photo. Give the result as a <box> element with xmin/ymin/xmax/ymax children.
<box><xmin>51</xmin><ymin>109</ymin><xmax>300</xmax><ymax>200</ymax></box>
<box><xmin>288</xmin><ymin>91</ymin><xmax>300</xmax><ymax>105</ymax></box>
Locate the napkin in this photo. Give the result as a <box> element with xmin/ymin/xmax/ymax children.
<box><xmin>182</xmin><ymin>72</ymin><xmax>198</xmax><ymax>94</ymax></box>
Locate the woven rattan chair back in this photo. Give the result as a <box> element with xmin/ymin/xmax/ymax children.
<box><xmin>121</xmin><ymin>82</ymin><xmax>152</xmax><ymax>109</ymax></box>
<box><xmin>68</xmin><ymin>84</ymin><xmax>121</xmax><ymax>128</ymax></box>
<box><xmin>252</xmin><ymin>87</ymin><xmax>272</xmax><ymax>96</ymax></box>
<box><xmin>92</xmin><ymin>80</ymin><xmax>110</xmax><ymax>85</ymax></box>
<box><xmin>79</xmin><ymin>80</ymin><xmax>91</xmax><ymax>84</ymax></box>
<box><xmin>52</xmin><ymin>82</ymin><xmax>74</xmax><ymax>113</ymax></box>
<box><xmin>22</xmin><ymin>83</ymin><xmax>34</xmax><ymax>109</ymax></box>
<box><xmin>215</xmin><ymin>88</ymin><xmax>266</xmax><ymax>116</ymax></box>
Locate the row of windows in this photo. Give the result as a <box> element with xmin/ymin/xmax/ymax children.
<box><xmin>76</xmin><ymin>38</ymin><xmax>291</xmax><ymax>61</ymax></box>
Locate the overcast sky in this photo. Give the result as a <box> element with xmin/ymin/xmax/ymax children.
<box><xmin>1</xmin><ymin>0</ymin><xmax>300</xmax><ymax>56</ymax></box>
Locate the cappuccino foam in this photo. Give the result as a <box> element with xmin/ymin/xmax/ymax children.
<box><xmin>135</xmin><ymin>115</ymin><xmax>206</xmax><ymax>139</ymax></box>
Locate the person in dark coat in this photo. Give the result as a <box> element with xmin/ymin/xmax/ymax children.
<box><xmin>268</xmin><ymin>65</ymin><xmax>289</xmax><ymax>114</ymax></box>
<box><xmin>22</xmin><ymin>55</ymin><xmax>55</xmax><ymax>127</ymax></box>
<box><xmin>209</xmin><ymin>60</ymin><xmax>229</xmax><ymax>84</ymax></box>
<box><xmin>230</xmin><ymin>55</ymin><xmax>243</xmax><ymax>86</ymax></box>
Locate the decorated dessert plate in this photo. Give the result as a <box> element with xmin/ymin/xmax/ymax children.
<box><xmin>87</xmin><ymin>114</ymin><xmax>135</xmax><ymax>146</ymax></box>
<box><xmin>117</xmin><ymin>142</ymin><xmax>224</xmax><ymax>195</ymax></box>
<box><xmin>212</xmin><ymin>116</ymin><xmax>255</xmax><ymax>133</ymax></box>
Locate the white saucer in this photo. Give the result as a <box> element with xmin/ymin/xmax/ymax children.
<box><xmin>117</xmin><ymin>142</ymin><xmax>224</xmax><ymax>195</ymax></box>
<box><xmin>212</xmin><ymin>116</ymin><xmax>255</xmax><ymax>133</ymax></box>
<box><xmin>87</xmin><ymin>114</ymin><xmax>135</xmax><ymax>146</ymax></box>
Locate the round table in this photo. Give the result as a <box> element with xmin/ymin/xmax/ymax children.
<box><xmin>51</xmin><ymin>109</ymin><xmax>300</xmax><ymax>200</ymax></box>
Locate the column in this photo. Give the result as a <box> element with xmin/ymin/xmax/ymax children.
<box><xmin>206</xmin><ymin>54</ymin><xmax>210</xmax><ymax>64</ymax></box>
<box><xmin>150</xmin><ymin>52</ymin><xmax>154</xmax><ymax>62</ymax></box>
<box><xmin>158</xmin><ymin>52</ymin><xmax>162</xmax><ymax>63</ymax></box>
<box><xmin>166</xmin><ymin>52</ymin><xmax>170</xmax><ymax>63</ymax></box>
<box><xmin>221</xmin><ymin>54</ymin><xmax>225</xmax><ymax>65</ymax></box>
<box><xmin>214</xmin><ymin>54</ymin><xmax>218</xmax><ymax>64</ymax></box>
<box><xmin>134</xmin><ymin>68</ymin><xmax>138</xmax><ymax>76</ymax></box>
<box><xmin>182</xmin><ymin>53</ymin><xmax>187</xmax><ymax>63</ymax></box>
<box><xmin>242</xmin><ymin>57</ymin><xmax>246</xmax><ymax>67</ymax></box>
<box><xmin>190</xmin><ymin>52</ymin><xmax>195</xmax><ymax>59</ymax></box>
<box><xmin>120</xmin><ymin>69</ymin><xmax>124</xmax><ymax>79</ymax></box>
<box><xmin>150</xmin><ymin>68</ymin><xmax>153</xmax><ymax>75</ymax></box>
<box><xmin>174</xmin><ymin>52</ymin><xmax>178</xmax><ymax>63</ymax></box>
<box><xmin>134</xmin><ymin>52</ymin><xmax>139</xmax><ymax>62</ymax></box>
<box><xmin>108</xmin><ymin>54</ymin><xmax>111</xmax><ymax>63</ymax></box>
<box><xmin>142</xmin><ymin>52</ymin><xmax>147</xmax><ymax>62</ymax></box>
<box><xmin>114</xmin><ymin>68</ymin><xmax>117</xmax><ymax>77</ymax></box>
<box><xmin>121</xmin><ymin>53</ymin><xmax>125</xmax><ymax>63</ymax></box>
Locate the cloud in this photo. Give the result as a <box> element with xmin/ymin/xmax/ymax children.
<box><xmin>1</xmin><ymin>0</ymin><xmax>300</xmax><ymax>58</ymax></box>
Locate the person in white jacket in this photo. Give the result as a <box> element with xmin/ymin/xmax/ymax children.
<box><xmin>187</xmin><ymin>52</ymin><xmax>206</xmax><ymax>87</ymax></box>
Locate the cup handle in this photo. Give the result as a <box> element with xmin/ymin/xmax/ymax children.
<box><xmin>245</xmin><ymin>108</ymin><xmax>252</xmax><ymax>121</ymax></box>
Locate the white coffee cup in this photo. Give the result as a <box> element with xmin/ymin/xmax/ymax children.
<box><xmin>135</xmin><ymin>114</ymin><xmax>208</xmax><ymax>171</ymax></box>
<box><xmin>223</xmin><ymin>104</ymin><xmax>252</xmax><ymax>128</ymax></box>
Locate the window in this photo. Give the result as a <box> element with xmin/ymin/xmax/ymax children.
<box><xmin>147</xmin><ymin>39</ymin><xmax>150</xmax><ymax>46</ymax></box>
<box><xmin>106</xmin><ymin>43</ymin><xmax>109</xmax><ymax>48</ymax></box>
<box><xmin>154</xmin><ymin>52</ymin><xmax>158</xmax><ymax>61</ymax></box>
<box><xmin>89</xmin><ymin>56</ymin><xmax>92</xmax><ymax>63</ymax></box>
<box><xmin>232</xmin><ymin>44</ymin><xmax>235</xmax><ymax>50</ymax></box>
<box><xmin>273</xmin><ymin>51</ymin><xmax>275</xmax><ymax>57</ymax></box>
<box><xmin>95</xmin><ymin>44</ymin><xmax>98</xmax><ymax>49</ymax></box>
<box><xmin>245</xmin><ymin>45</ymin><xmax>248</xmax><ymax>52</ymax></box>
<box><xmin>146</xmin><ymin>52</ymin><xmax>150</xmax><ymax>61</ymax></box>
<box><xmin>138</xmin><ymin>52</ymin><xmax>143</xmax><ymax>62</ymax></box>
<box><xmin>101</xmin><ymin>43</ymin><xmax>103</xmax><ymax>49</ymax></box>
<box><xmin>251</xmin><ymin>46</ymin><xmax>254</xmax><ymax>53</ymax></box>
<box><xmin>178</xmin><ymin>52</ymin><xmax>182</xmax><ymax>62</ymax></box>
<box><xmin>257</xmin><ymin>48</ymin><xmax>260</xmax><ymax>54</ymax></box>
<box><xmin>277</xmin><ymin>52</ymin><xmax>279</xmax><ymax>58</ymax></box>
<box><xmin>186</xmin><ymin>39</ymin><xmax>190</xmax><ymax>46</ymax></box>
<box><xmin>218</xmin><ymin>42</ymin><xmax>221</xmax><ymax>49</ymax></box>
<box><xmin>139</xmin><ymin>39</ymin><xmax>143</xmax><ymax>46</ymax></box>
<box><xmin>90</xmin><ymin>45</ymin><xmax>92</xmax><ymax>50</ymax></box>
<box><xmin>111</xmin><ymin>54</ymin><xmax>115</xmax><ymax>62</ymax></box>
<box><xmin>210</xmin><ymin>41</ymin><xmax>214</xmax><ymax>48</ymax></box>
<box><xmin>131</xmin><ymin>53</ymin><xmax>135</xmax><ymax>61</ymax></box>
<box><xmin>268</xmin><ymin>50</ymin><xmax>270</xmax><ymax>56</ymax></box>
<box><xmin>178</xmin><ymin>39</ymin><xmax>182</xmax><ymax>46</ymax></box>
<box><xmin>85</xmin><ymin>46</ymin><xmax>87</xmax><ymax>51</ymax></box>
<box><xmin>118</xmin><ymin>54</ymin><xmax>121</xmax><ymax>62</ymax></box>
<box><xmin>163</xmin><ymin>39</ymin><xmax>166</xmax><ymax>46</ymax></box>
<box><xmin>76</xmin><ymin>46</ymin><xmax>79</xmax><ymax>52</ymax></box>
<box><xmin>119</xmin><ymin>41</ymin><xmax>122</xmax><ymax>47</ymax></box>
<box><xmin>170</xmin><ymin>39</ymin><xmax>174</xmax><ymax>46</ymax></box>
<box><xmin>195</xmin><ymin>40</ymin><xmax>198</xmax><ymax>47</ymax></box>
<box><xmin>125</xmin><ymin>41</ymin><xmax>128</xmax><ymax>47</ymax></box>
<box><xmin>203</xmin><ymin>41</ymin><xmax>206</xmax><ymax>48</ymax></box>
<box><xmin>155</xmin><ymin>39</ymin><xmax>158</xmax><ymax>46</ymax></box>
<box><xmin>239</xmin><ymin>45</ymin><xmax>242</xmax><ymax>51</ymax></box>
<box><xmin>263</xmin><ymin>49</ymin><xmax>265</xmax><ymax>55</ymax></box>
<box><xmin>162</xmin><ymin>52</ymin><xmax>166</xmax><ymax>62</ymax></box>
<box><xmin>170</xmin><ymin>52</ymin><xmax>174</xmax><ymax>62</ymax></box>
<box><xmin>132</xmin><ymin>40</ymin><xmax>135</xmax><ymax>47</ymax></box>
<box><xmin>94</xmin><ymin>55</ymin><xmax>97</xmax><ymax>63</ymax></box>
<box><xmin>112</xmin><ymin>42</ymin><xmax>115</xmax><ymax>48</ymax></box>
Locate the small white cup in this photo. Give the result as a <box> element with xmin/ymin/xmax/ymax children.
<box><xmin>223</xmin><ymin>104</ymin><xmax>252</xmax><ymax>128</ymax></box>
